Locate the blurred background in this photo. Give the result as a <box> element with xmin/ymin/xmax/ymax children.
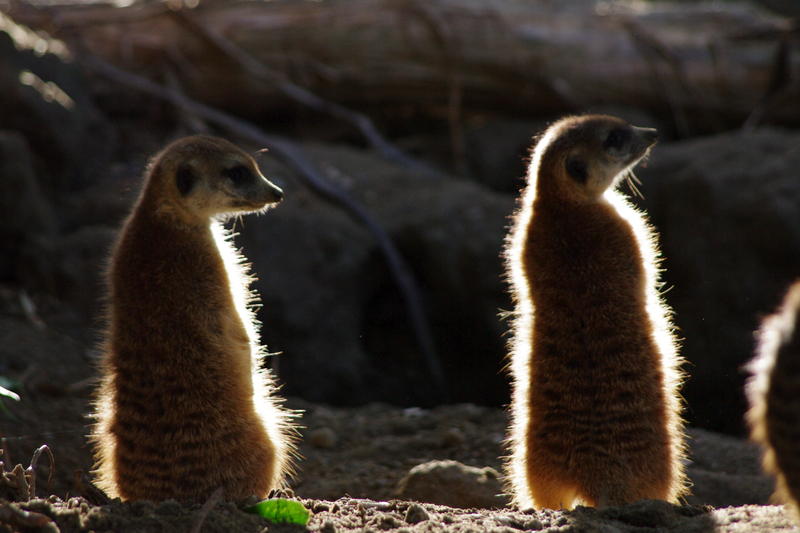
<box><xmin>0</xmin><ymin>0</ymin><xmax>798</xmax><ymax>463</ymax></box>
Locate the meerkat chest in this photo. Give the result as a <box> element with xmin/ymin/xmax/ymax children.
<box><xmin>527</xmin><ymin>207</ymin><xmax>643</xmax><ymax>289</ymax></box>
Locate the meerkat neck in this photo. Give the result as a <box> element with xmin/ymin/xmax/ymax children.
<box><xmin>137</xmin><ymin>179</ymin><xmax>207</xmax><ymax>228</ymax></box>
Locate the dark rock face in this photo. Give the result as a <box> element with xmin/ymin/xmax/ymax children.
<box><xmin>240</xmin><ymin>145</ymin><xmax>514</xmax><ymax>408</ymax></box>
<box><xmin>0</xmin><ymin>14</ymin><xmax>118</xmax><ymax>315</ymax></box>
<box><xmin>0</xmin><ymin>21</ymin><xmax>110</xmax><ymax>192</ymax></box>
<box><xmin>638</xmin><ymin>128</ymin><xmax>800</xmax><ymax>435</ymax></box>
<box><xmin>0</xmin><ymin>131</ymin><xmax>56</xmax><ymax>283</ymax></box>
<box><xmin>464</xmin><ymin>118</ymin><xmax>542</xmax><ymax>194</ymax></box>
<box><xmin>686</xmin><ymin>428</ymin><xmax>774</xmax><ymax>506</ymax></box>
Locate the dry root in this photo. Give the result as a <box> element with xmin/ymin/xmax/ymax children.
<box><xmin>0</xmin><ymin>443</ymin><xmax>54</xmax><ymax>502</ymax></box>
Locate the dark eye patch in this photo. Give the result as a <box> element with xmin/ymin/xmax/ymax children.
<box><xmin>222</xmin><ymin>164</ymin><xmax>255</xmax><ymax>186</ymax></box>
<box><xmin>565</xmin><ymin>156</ymin><xmax>587</xmax><ymax>183</ymax></box>
<box><xmin>176</xmin><ymin>163</ymin><xmax>197</xmax><ymax>196</ymax></box>
<box><xmin>603</xmin><ymin>127</ymin><xmax>631</xmax><ymax>151</ymax></box>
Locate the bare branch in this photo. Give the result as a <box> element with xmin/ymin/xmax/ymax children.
<box><xmin>0</xmin><ymin>502</ymin><xmax>54</xmax><ymax>529</ymax></box>
<box><xmin>26</xmin><ymin>444</ymin><xmax>55</xmax><ymax>498</ymax></box>
<box><xmin>190</xmin><ymin>486</ymin><xmax>224</xmax><ymax>533</ymax></box>
<box><xmin>169</xmin><ymin>10</ymin><xmax>443</xmax><ymax>179</ymax></box>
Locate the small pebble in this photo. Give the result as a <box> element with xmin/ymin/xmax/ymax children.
<box><xmin>320</xmin><ymin>519</ymin><xmax>337</xmax><ymax>533</ymax></box>
<box><xmin>309</xmin><ymin>427</ymin><xmax>337</xmax><ymax>449</ymax></box>
<box><xmin>405</xmin><ymin>503</ymin><xmax>430</xmax><ymax>524</ymax></box>
<box><xmin>440</xmin><ymin>427</ymin><xmax>465</xmax><ymax>447</ymax></box>
<box><xmin>313</xmin><ymin>501</ymin><xmax>331</xmax><ymax>513</ymax></box>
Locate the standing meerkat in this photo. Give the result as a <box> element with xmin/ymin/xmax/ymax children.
<box><xmin>504</xmin><ymin>115</ymin><xmax>687</xmax><ymax>509</ymax></box>
<box><xmin>747</xmin><ymin>282</ymin><xmax>800</xmax><ymax>518</ymax></box>
<box><xmin>91</xmin><ymin>135</ymin><xmax>294</xmax><ymax>502</ymax></box>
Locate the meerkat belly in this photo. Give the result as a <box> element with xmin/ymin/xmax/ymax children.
<box><xmin>526</xmin><ymin>224</ymin><xmax>668</xmax><ymax>469</ymax></box>
<box><xmin>108</xmin><ymin>270</ymin><xmax>270</xmax><ymax>499</ymax></box>
<box><xmin>109</xmin><ymin>345</ymin><xmax>272</xmax><ymax>499</ymax></box>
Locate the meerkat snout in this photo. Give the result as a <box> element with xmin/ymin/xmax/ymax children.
<box><xmin>249</xmin><ymin>174</ymin><xmax>284</xmax><ymax>207</ymax></box>
<box><xmin>633</xmin><ymin>126</ymin><xmax>659</xmax><ymax>145</ymax></box>
<box><xmin>602</xmin><ymin>124</ymin><xmax>658</xmax><ymax>166</ymax></box>
<box><xmin>219</xmin><ymin>162</ymin><xmax>284</xmax><ymax>210</ymax></box>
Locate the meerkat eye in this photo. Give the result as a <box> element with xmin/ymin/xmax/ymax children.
<box><xmin>223</xmin><ymin>164</ymin><xmax>255</xmax><ymax>186</ymax></box>
<box><xmin>176</xmin><ymin>163</ymin><xmax>197</xmax><ymax>196</ymax></box>
<box><xmin>603</xmin><ymin>128</ymin><xmax>631</xmax><ymax>151</ymax></box>
<box><xmin>565</xmin><ymin>156</ymin><xmax>587</xmax><ymax>183</ymax></box>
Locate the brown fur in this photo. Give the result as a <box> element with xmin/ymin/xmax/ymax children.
<box><xmin>747</xmin><ymin>281</ymin><xmax>800</xmax><ymax>518</ymax></box>
<box><xmin>504</xmin><ymin>115</ymin><xmax>687</xmax><ymax>509</ymax></box>
<box><xmin>91</xmin><ymin>135</ymin><xmax>294</xmax><ymax>502</ymax></box>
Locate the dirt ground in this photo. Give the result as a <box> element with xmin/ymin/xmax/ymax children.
<box><xmin>1</xmin><ymin>293</ymin><xmax>798</xmax><ymax>532</ymax></box>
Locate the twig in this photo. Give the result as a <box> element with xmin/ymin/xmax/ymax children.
<box><xmin>169</xmin><ymin>10</ymin><xmax>443</xmax><ymax>179</ymax></box>
<box><xmin>0</xmin><ymin>502</ymin><xmax>54</xmax><ymax>529</ymax></box>
<box><xmin>406</xmin><ymin>1</ymin><xmax>467</xmax><ymax>176</ymax></box>
<box><xmin>190</xmin><ymin>486</ymin><xmax>224</xmax><ymax>533</ymax></box>
<box><xmin>65</xmin><ymin>376</ymin><xmax>97</xmax><ymax>396</ymax></box>
<box><xmin>72</xmin><ymin>470</ymin><xmax>111</xmax><ymax>506</ymax></box>
<box><xmin>9</xmin><ymin>464</ymin><xmax>29</xmax><ymax>501</ymax></box>
<box><xmin>26</xmin><ymin>445</ymin><xmax>54</xmax><ymax>498</ymax></box>
<box><xmin>78</xmin><ymin>55</ymin><xmax>447</xmax><ymax>397</ymax></box>
<box><xmin>18</xmin><ymin>291</ymin><xmax>45</xmax><ymax>330</ymax></box>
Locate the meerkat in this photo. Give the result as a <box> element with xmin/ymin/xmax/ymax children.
<box><xmin>503</xmin><ymin>115</ymin><xmax>687</xmax><ymax>510</ymax></box>
<box><xmin>91</xmin><ymin>135</ymin><xmax>294</xmax><ymax>502</ymax></box>
<box><xmin>747</xmin><ymin>282</ymin><xmax>800</xmax><ymax>518</ymax></box>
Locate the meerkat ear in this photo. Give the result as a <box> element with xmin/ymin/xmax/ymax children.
<box><xmin>176</xmin><ymin>163</ymin><xmax>197</xmax><ymax>196</ymax></box>
<box><xmin>565</xmin><ymin>156</ymin><xmax>587</xmax><ymax>183</ymax></box>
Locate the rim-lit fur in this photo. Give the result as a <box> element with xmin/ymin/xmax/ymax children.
<box><xmin>90</xmin><ymin>136</ymin><xmax>295</xmax><ymax>502</ymax></box>
<box><xmin>503</xmin><ymin>115</ymin><xmax>687</xmax><ymax>509</ymax></box>
<box><xmin>747</xmin><ymin>282</ymin><xmax>800</xmax><ymax>519</ymax></box>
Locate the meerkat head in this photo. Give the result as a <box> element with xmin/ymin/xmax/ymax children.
<box><xmin>535</xmin><ymin>115</ymin><xmax>658</xmax><ymax>202</ymax></box>
<box><xmin>146</xmin><ymin>135</ymin><xmax>284</xmax><ymax>221</ymax></box>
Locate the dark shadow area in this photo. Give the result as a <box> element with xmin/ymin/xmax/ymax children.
<box><xmin>567</xmin><ymin>500</ymin><xmax>717</xmax><ymax>533</ymax></box>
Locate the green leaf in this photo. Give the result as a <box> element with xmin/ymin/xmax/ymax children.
<box><xmin>245</xmin><ymin>498</ymin><xmax>310</xmax><ymax>526</ymax></box>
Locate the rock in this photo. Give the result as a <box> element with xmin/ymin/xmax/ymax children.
<box><xmin>571</xmin><ymin>499</ymin><xmax>712</xmax><ymax>531</ymax></box>
<box><xmin>20</xmin><ymin>226</ymin><xmax>117</xmax><ymax>318</ymax></box>
<box><xmin>0</xmin><ymin>131</ymin><xmax>56</xmax><ymax>283</ymax></box>
<box><xmin>240</xmin><ymin>144</ymin><xmax>514</xmax><ymax>408</ymax></box>
<box><xmin>440</xmin><ymin>427</ymin><xmax>466</xmax><ymax>448</ymax></box>
<box><xmin>638</xmin><ymin>128</ymin><xmax>800</xmax><ymax>434</ymax></box>
<box><xmin>395</xmin><ymin>460</ymin><xmax>508</xmax><ymax>509</ymax></box>
<box><xmin>404</xmin><ymin>503</ymin><xmax>430</xmax><ymax>524</ymax></box>
<box><xmin>319</xmin><ymin>519</ymin><xmax>337</xmax><ymax>533</ymax></box>
<box><xmin>308</xmin><ymin>427</ymin><xmax>338</xmax><ymax>449</ymax></box>
<box><xmin>686</xmin><ymin>428</ymin><xmax>774</xmax><ymax>507</ymax></box>
<box><xmin>0</xmin><ymin>14</ymin><xmax>110</xmax><ymax>191</ymax></box>
<box><xmin>463</xmin><ymin>118</ymin><xmax>543</xmax><ymax>193</ymax></box>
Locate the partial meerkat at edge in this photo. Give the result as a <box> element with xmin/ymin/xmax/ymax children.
<box><xmin>504</xmin><ymin>114</ymin><xmax>687</xmax><ymax>509</ymax></box>
<box><xmin>91</xmin><ymin>135</ymin><xmax>295</xmax><ymax>502</ymax></box>
<box><xmin>747</xmin><ymin>281</ymin><xmax>800</xmax><ymax>518</ymax></box>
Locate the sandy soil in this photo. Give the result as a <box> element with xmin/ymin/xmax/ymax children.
<box><xmin>0</xmin><ymin>296</ymin><xmax>797</xmax><ymax>532</ymax></box>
